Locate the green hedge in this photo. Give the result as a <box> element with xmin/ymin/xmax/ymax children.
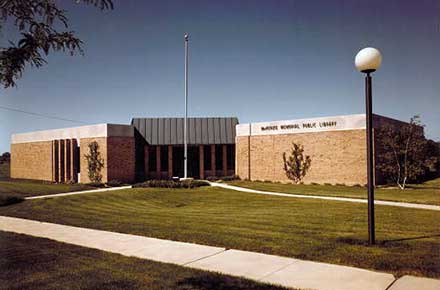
<box><xmin>206</xmin><ymin>175</ymin><xmax>240</xmax><ymax>182</ymax></box>
<box><xmin>134</xmin><ymin>179</ymin><xmax>210</xmax><ymax>189</ymax></box>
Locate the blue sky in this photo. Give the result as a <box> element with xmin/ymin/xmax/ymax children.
<box><xmin>1</xmin><ymin>0</ymin><xmax>439</xmax><ymax>153</ymax></box>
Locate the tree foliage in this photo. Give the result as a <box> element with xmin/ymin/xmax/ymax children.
<box><xmin>375</xmin><ymin>115</ymin><xmax>440</xmax><ymax>189</ymax></box>
<box><xmin>0</xmin><ymin>152</ymin><xmax>10</xmax><ymax>164</ymax></box>
<box><xmin>0</xmin><ymin>0</ymin><xmax>113</xmax><ymax>88</ymax></box>
<box><xmin>282</xmin><ymin>142</ymin><xmax>311</xmax><ymax>184</ymax></box>
<box><xmin>84</xmin><ymin>141</ymin><xmax>104</xmax><ymax>183</ymax></box>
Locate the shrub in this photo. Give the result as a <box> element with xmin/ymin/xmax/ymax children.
<box><xmin>66</xmin><ymin>178</ymin><xmax>76</xmax><ymax>185</ymax></box>
<box><xmin>84</xmin><ymin>141</ymin><xmax>104</xmax><ymax>183</ymax></box>
<box><xmin>0</xmin><ymin>194</ymin><xmax>24</xmax><ymax>206</ymax></box>
<box><xmin>86</xmin><ymin>182</ymin><xmax>106</xmax><ymax>188</ymax></box>
<box><xmin>106</xmin><ymin>179</ymin><xmax>124</xmax><ymax>187</ymax></box>
<box><xmin>220</xmin><ymin>175</ymin><xmax>240</xmax><ymax>181</ymax></box>
<box><xmin>205</xmin><ymin>175</ymin><xmax>240</xmax><ymax>182</ymax></box>
<box><xmin>134</xmin><ymin>179</ymin><xmax>210</xmax><ymax>189</ymax></box>
<box><xmin>186</xmin><ymin>180</ymin><xmax>210</xmax><ymax>188</ymax></box>
<box><xmin>283</xmin><ymin>142</ymin><xmax>311</xmax><ymax>184</ymax></box>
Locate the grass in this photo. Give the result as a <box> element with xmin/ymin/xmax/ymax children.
<box><xmin>0</xmin><ymin>179</ymin><xmax>94</xmax><ymax>198</ymax></box>
<box><xmin>0</xmin><ymin>231</ymin><xmax>288</xmax><ymax>290</ymax></box>
<box><xmin>227</xmin><ymin>178</ymin><xmax>440</xmax><ymax>205</ymax></box>
<box><xmin>0</xmin><ymin>187</ymin><xmax>439</xmax><ymax>278</ymax></box>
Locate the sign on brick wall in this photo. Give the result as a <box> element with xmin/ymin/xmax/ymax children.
<box><xmin>236</xmin><ymin>114</ymin><xmax>366</xmax><ymax>136</ymax></box>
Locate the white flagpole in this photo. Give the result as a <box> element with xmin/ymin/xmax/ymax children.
<box><xmin>184</xmin><ymin>32</ymin><xmax>189</xmax><ymax>179</ymax></box>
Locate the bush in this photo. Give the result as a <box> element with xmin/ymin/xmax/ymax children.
<box><xmin>206</xmin><ymin>175</ymin><xmax>240</xmax><ymax>182</ymax></box>
<box><xmin>106</xmin><ymin>180</ymin><xmax>124</xmax><ymax>187</ymax></box>
<box><xmin>84</xmin><ymin>141</ymin><xmax>104</xmax><ymax>183</ymax></box>
<box><xmin>86</xmin><ymin>182</ymin><xmax>106</xmax><ymax>188</ymax></box>
<box><xmin>283</xmin><ymin>142</ymin><xmax>311</xmax><ymax>184</ymax></box>
<box><xmin>134</xmin><ymin>179</ymin><xmax>210</xmax><ymax>189</ymax></box>
<box><xmin>221</xmin><ymin>175</ymin><xmax>240</xmax><ymax>181</ymax></box>
<box><xmin>0</xmin><ymin>194</ymin><xmax>24</xmax><ymax>206</ymax></box>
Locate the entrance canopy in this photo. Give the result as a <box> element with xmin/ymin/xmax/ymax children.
<box><xmin>131</xmin><ymin>117</ymin><xmax>238</xmax><ymax>145</ymax></box>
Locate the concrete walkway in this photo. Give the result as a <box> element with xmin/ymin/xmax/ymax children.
<box><xmin>2</xmin><ymin>216</ymin><xmax>439</xmax><ymax>290</ymax></box>
<box><xmin>25</xmin><ymin>185</ymin><xmax>133</xmax><ymax>200</ymax></box>
<box><xmin>210</xmin><ymin>182</ymin><xmax>440</xmax><ymax>211</ymax></box>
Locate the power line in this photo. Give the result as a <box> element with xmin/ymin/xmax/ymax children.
<box><xmin>0</xmin><ymin>105</ymin><xmax>87</xmax><ymax>124</ymax></box>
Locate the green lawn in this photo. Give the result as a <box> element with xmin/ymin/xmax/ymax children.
<box><xmin>0</xmin><ymin>231</ymin><xmax>287</xmax><ymax>290</ymax></box>
<box><xmin>0</xmin><ymin>179</ymin><xmax>94</xmax><ymax>197</ymax></box>
<box><xmin>227</xmin><ymin>179</ymin><xmax>440</xmax><ymax>205</ymax></box>
<box><xmin>0</xmin><ymin>187</ymin><xmax>438</xmax><ymax>278</ymax></box>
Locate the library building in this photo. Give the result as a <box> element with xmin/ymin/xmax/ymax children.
<box><xmin>10</xmin><ymin>114</ymin><xmax>410</xmax><ymax>185</ymax></box>
<box><xmin>10</xmin><ymin>117</ymin><xmax>238</xmax><ymax>183</ymax></box>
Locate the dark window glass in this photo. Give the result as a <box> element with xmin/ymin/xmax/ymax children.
<box><xmin>204</xmin><ymin>145</ymin><xmax>211</xmax><ymax>170</ymax></box>
<box><xmin>227</xmin><ymin>144</ymin><xmax>235</xmax><ymax>170</ymax></box>
<box><xmin>161</xmin><ymin>146</ymin><xmax>168</xmax><ymax>171</ymax></box>
<box><xmin>76</xmin><ymin>145</ymin><xmax>80</xmax><ymax>173</ymax></box>
<box><xmin>215</xmin><ymin>145</ymin><xmax>223</xmax><ymax>171</ymax></box>
<box><xmin>149</xmin><ymin>146</ymin><xmax>157</xmax><ymax>171</ymax></box>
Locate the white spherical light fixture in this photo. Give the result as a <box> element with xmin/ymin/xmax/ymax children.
<box><xmin>355</xmin><ymin>47</ymin><xmax>382</xmax><ymax>73</ymax></box>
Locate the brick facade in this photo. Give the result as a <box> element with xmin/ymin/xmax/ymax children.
<box><xmin>11</xmin><ymin>115</ymin><xmax>409</xmax><ymax>184</ymax></box>
<box><xmin>107</xmin><ymin>137</ymin><xmax>135</xmax><ymax>183</ymax></box>
<box><xmin>236</xmin><ymin>130</ymin><xmax>367</xmax><ymax>185</ymax></box>
<box><xmin>10</xmin><ymin>141</ymin><xmax>53</xmax><ymax>181</ymax></box>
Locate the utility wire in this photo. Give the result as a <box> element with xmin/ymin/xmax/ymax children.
<box><xmin>0</xmin><ymin>105</ymin><xmax>87</xmax><ymax>124</ymax></box>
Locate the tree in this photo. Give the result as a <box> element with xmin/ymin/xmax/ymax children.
<box><xmin>0</xmin><ymin>152</ymin><xmax>10</xmax><ymax>163</ymax></box>
<box><xmin>282</xmin><ymin>142</ymin><xmax>311</xmax><ymax>184</ymax></box>
<box><xmin>0</xmin><ymin>0</ymin><xmax>113</xmax><ymax>88</ymax></box>
<box><xmin>84</xmin><ymin>141</ymin><xmax>104</xmax><ymax>183</ymax></box>
<box><xmin>375</xmin><ymin>115</ymin><xmax>440</xmax><ymax>189</ymax></box>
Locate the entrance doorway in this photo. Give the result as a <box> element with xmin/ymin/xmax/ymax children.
<box><xmin>172</xmin><ymin>145</ymin><xmax>200</xmax><ymax>178</ymax></box>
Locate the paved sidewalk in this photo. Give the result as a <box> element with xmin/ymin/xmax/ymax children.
<box><xmin>210</xmin><ymin>182</ymin><xmax>440</xmax><ymax>211</ymax></box>
<box><xmin>25</xmin><ymin>185</ymin><xmax>133</xmax><ymax>200</ymax></box>
<box><xmin>4</xmin><ymin>215</ymin><xmax>435</xmax><ymax>290</ymax></box>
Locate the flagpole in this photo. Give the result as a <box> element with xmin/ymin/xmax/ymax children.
<box><xmin>184</xmin><ymin>32</ymin><xmax>189</xmax><ymax>179</ymax></box>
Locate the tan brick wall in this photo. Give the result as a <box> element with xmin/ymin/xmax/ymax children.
<box><xmin>80</xmin><ymin>137</ymin><xmax>108</xmax><ymax>183</ymax></box>
<box><xmin>107</xmin><ymin>137</ymin><xmax>135</xmax><ymax>183</ymax></box>
<box><xmin>236</xmin><ymin>129</ymin><xmax>367</xmax><ymax>185</ymax></box>
<box><xmin>11</xmin><ymin>141</ymin><xmax>53</xmax><ymax>181</ymax></box>
<box><xmin>236</xmin><ymin>136</ymin><xmax>250</xmax><ymax>180</ymax></box>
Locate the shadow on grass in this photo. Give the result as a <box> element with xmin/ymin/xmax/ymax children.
<box><xmin>336</xmin><ymin>237</ymin><xmax>369</xmax><ymax>246</ymax></box>
<box><xmin>382</xmin><ymin>234</ymin><xmax>440</xmax><ymax>244</ymax></box>
<box><xmin>337</xmin><ymin>234</ymin><xmax>440</xmax><ymax>247</ymax></box>
<box><xmin>0</xmin><ymin>194</ymin><xmax>24</xmax><ymax>206</ymax></box>
<box><xmin>176</xmin><ymin>273</ymin><xmax>288</xmax><ymax>290</ymax></box>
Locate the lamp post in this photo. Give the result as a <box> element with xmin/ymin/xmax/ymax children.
<box><xmin>184</xmin><ymin>32</ymin><xmax>189</xmax><ymax>179</ymax></box>
<box><xmin>355</xmin><ymin>47</ymin><xmax>382</xmax><ymax>245</ymax></box>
